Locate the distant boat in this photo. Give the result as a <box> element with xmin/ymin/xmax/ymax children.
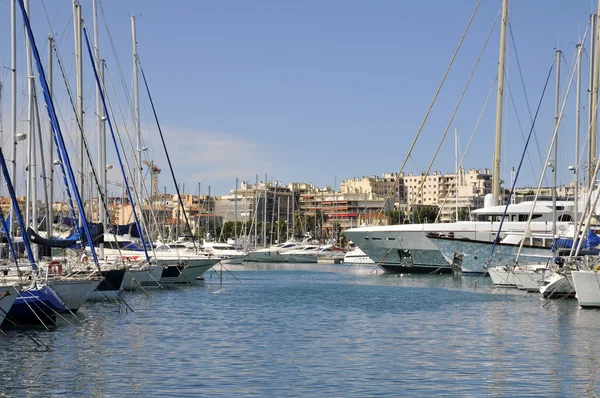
<box><xmin>343</xmin><ymin>246</ymin><xmax>374</xmax><ymax>265</ymax></box>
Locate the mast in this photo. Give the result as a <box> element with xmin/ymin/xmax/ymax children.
<box><xmin>196</xmin><ymin>182</ymin><xmax>202</xmax><ymax>244</ymax></box>
<box><xmin>263</xmin><ymin>173</ymin><xmax>267</xmax><ymax>247</ymax></box>
<box><xmin>132</xmin><ymin>16</ymin><xmax>142</xmax><ymax>204</ymax></box>
<box><xmin>592</xmin><ymin>3</ymin><xmax>600</xmax><ymax>188</ymax></box>
<box><xmin>552</xmin><ymin>50</ymin><xmax>561</xmax><ymax>239</ymax></box>
<box><xmin>24</xmin><ymin>0</ymin><xmax>37</xmax><ymax>259</ymax></box>
<box><xmin>73</xmin><ymin>1</ymin><xmax>84</xmax><ymax>228</ymax></box>
<box><xmin>492</xmin><ymin>0</ymin><xmax>509</xmax><ymax>204</ymax></box>
<box><xmin>234</xmin><ymin>178</ymin><xmax>238</xmax><ymax>242</ymax></box>
<box><xmin>455</xmin><ymin>128</ymin><xmax>459</xmax><ymax>221</ymax></box>
<box><xmin>589</xmin><ymin>14</ymin><xmax>597</xmax><ymax>187</ymax></box>
<box><xmin>93</xmin><ymin>0</ymin><xmax>106</xmax><ymax>256</ymax></box>
<box><xmin>10</xmin><ymin>0</ymin><xmax>17</xmax><ymax>239</ymax></box>
<box><xmin>254</xmin><ymin>174</ymin><xmax>258</xmax><ymax>247</ymax></box>
<box><xmin>574</xmin><ymin>41</ymin><xmax>583</xmax><ymax>237</ymax></box>
<box><xmin>286</xmin><ymin>193</ymin><xmax>290</xmax><ymax>240</ymax></box>
<box><xmin>47</xmin><ymin>35</ymin><xmax>54</xmax><ymax>239</ymax></box>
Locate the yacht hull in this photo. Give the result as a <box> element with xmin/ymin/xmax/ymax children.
<box><xmin>429</xmin><ymin>236</ymin><xmax>553</xmax><ymax>274</ymax></box>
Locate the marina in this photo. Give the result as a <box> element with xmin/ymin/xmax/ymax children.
<box><xmin>1</xmin><ymin>263</ymin><xmax>600</xmax><ymax>396</ymax></box>
<box><xmin>3</xmin><ymin>0</ymin><xmax>600</xmax><ymax>395</ymax></box>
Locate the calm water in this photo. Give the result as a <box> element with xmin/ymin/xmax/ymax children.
<box><xmin>1</xmin><ymin>263</ymin><xmax>599</xmax><ymax>397</ymax></box>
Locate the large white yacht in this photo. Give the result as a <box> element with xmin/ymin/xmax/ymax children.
<box><xmin>344</xmin><ymin>197</ymin><xmax>577</xmax><ymax>275</ymax></box>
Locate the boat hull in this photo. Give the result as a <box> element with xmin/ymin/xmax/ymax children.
<box><xmin>5</xmin><ymin>285</ymin><xmax>67</xmax><ymax>326</ymax></box>
<box><xmin>50</xmin><ymin>278</ymin><xmax>103</xmax><ymax>312</ymax></box>
<box><xmin>488</xmin><ymin>266</ymin><xmax>518</xmax><ymax>287</ymax></box>
<box><xmin>0</xmin><ymin>285</ymin><xmax>19</xmax><ymax>325</ymax></box>
<box><xmin>539</xmin><ymin>272</ymin><xmax>575</xmax><ymax>298</ymax></box>
<box><xmin>158</xmin><ymin>258</ymin><xmax>219</xmax><ymax>284</ymax></box>
<box><xmin>87</xmin><ymin>268</ymin><xmax>126</xmax><ymax>300</ymax></box>
<box><xmin>343</xmin><ymin>229</ymin><xmax>450</xmax><ymax>273</ymax></box>
<box><xmin>429</xmin><ymin>236</ymin><xmax>553</xmax><ymax>274</ymax></box>
<box><xmin>572</xmin><ymin>270</ymin><xmax>600</xmax><ymax>307</ymax></box>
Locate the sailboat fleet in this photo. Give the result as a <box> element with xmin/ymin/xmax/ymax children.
<box><xmin>4</xmin><ymin>0</ymin><xmax>600</xmax><ymax>330</ymax></box>
<box><xmin>0</xmin><ymin>0</ymin><xmax>227</xmax><ymax>328</ymax></box>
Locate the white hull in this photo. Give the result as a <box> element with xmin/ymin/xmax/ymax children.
<box><xmin>572</xmin><ymin>270</ymin><xmax>600</xmax><ymax>307</ymax></box>
<box><xmin>0</xmin><ymin>285</ymin><xmax>19</xmax><ymax>324</ymax></box>
<box><xmin>539</xmin><ymin>272</ymin><xmax>575</xmax><ymax>298</ymax></box>
<box><xmin>50</xmin><ymin>278</ymin><xmax>102</xmax><ymax>312</ymax></box>
<box><xmin>488</xmin><ymin>267</ymin><xmax>518</xmax><ymax>287</ymax></box>
<box><xmin>345</xmin><ymin>216</ymin><xmax>573</xmax><ymax>271</ymax></box>
<box><xmin>121</xmin><ymin>265</ymin><xmax>165</xmax><ymax>291</ymax></box>
<box><xmin>245</xmin><ymin>251</ymin><xmax>289</xmax><ymax>263</ymax></box>
<box><xmin>140</xmin><ymin>265</ymin><xmax>165</xmax><ymax>288</ymax></box>
<box><xmin>159</xmin><ymin>259</ymin><xmax>219</xmax><ymax>284</ymax></box>
<box><xmin>283</xmin><ymin>254</ymin><xmax>317</xmax><ymax>263</ymax></box>
<box><xmin>217</xmin><ymin>256</ymin><xmax>246</xmax><ymax>265</ymax></box>
<box><xmin>344</xmin><ymin>229</ymin><xmax>447</xmax><ymax>268</ymax></box>
<box><xmin>430</xmin><ymin>236</ymin><xmax>553</xmax><ymax>274</ymax></box>
<box><xmin>343</xmin><ymin>255</ymin><xmax>374</xmax><ymax>265</ymax></box>
<box><xmin>512</xmin><ymin>268</ymin><xmax>548</xmax><ymax>292</ymax></box>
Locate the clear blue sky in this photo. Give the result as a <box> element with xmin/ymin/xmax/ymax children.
<box><xmin>0</xmin><ymin>0</ymin><xmax>597</xmax><ymax>197</ymax></box>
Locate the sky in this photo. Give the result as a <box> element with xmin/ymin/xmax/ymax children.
<box><xmin>0</xmin><ymin>0</ymin><xmax>598</xmax><ymax>198</ymax></box>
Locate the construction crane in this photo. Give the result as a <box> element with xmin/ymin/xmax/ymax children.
<box><xmin>143</xmin><ymin>160</ymin><xmax>161</xmax><ymax>199</ymax></box>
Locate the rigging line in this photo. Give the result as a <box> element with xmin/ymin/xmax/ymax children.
<box><xmin>409</xmin><ymin>6</ymin><xmax>498</xmax><ymax>221</ymax></box>
<box><xmin>471</xmin><ymin>61</ymin><xmax>555</xmax><ymax>288</ymax></box>
<box><xmin>505</xmin><ymin>78</ymin><xmax>539</xmax><ymax>184</ymax></box>
<box><xmin>82</xmin><ymin>26</ymin><xmax>151</xmax><ymax>265</ymax></box>
<box><xmin>378</xmin><ymin>0</ymin><xmax>484</xmax><ymax>219</ymax></box>
<box><xmin>514</xmin><ymin>50</ymin><xmax>580</xmax><ymax>261</ymax></box>
<box><xmin>435</xmin><ymin>77</ymin><xmax>497</xmax><ymax>222</ymax></box>
<box><xmin>508</xmin><ymin>20</ymin><xmax>545</xmax><ymax>171</ymax></box>
<box><xmin>138</xmin><ymin>57</ymin><xmax>198</xmax><ymax>250</ymax></box>
<box><xmin>102</xmin><ymin>65</ymin><xmax>160</xmax><ymax>260</ymax></box>
<box><xmin>97</xmin><ymin>0</ymin><xmax>136</xmax><ymax>121</ymax></box>
<box><xmin>18</xmin><ymin>0</ymin><xmax>100</xmax><ymax>268</ymax></box>
<box><xmin>49</xmin><ymin>41</ymin><xmax>85</xmax><ymax>236</ymax></box>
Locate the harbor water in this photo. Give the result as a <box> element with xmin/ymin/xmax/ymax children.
<box><xmin>1</xmin><ymin>263</ymin><xmax>599</xmax><ymax>396</ymax></box>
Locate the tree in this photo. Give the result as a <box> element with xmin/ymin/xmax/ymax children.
<box><xmin>412</xmin><ymin>207</ymin><xmax>438</xmax><ymax>223</ymax></box>
<box><xmin>451</xmin><ymin>208</ymin><xmax>469</xmax><ymax>222</ymax></box>
<box><xmin>384</xmin><ymin>210</ymin><xmax>404</xmax><ymax>225</ymax></box>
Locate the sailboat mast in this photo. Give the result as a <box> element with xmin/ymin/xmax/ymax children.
<box><xmin>93</xmin><ymin>0</ymin><xmax>106</xmax><ymax>257</ymax></box>
<box><xmin>455</xmin><ymin>128</ymin><xmax>459</xmax><ymax>221</ymax></box>
<box><xmin>47</xmin><ymin>35</ymin><xmax>54</xmax><ymax>239</ymax></box>
<box><xmin>235</xmin><ymin>178</ymin><xmax>238</xmax><ymax>242</ymax></box>
<box><xmin>492</xmin><ymin>0</ymin><xmax>509</xmax><ymax>204</ymax></box>
<box><xmin>132</xmin><ymin>16</ymin><xmax>142</xmax><ymax>204</ymax></box>
<box><xmin>592</xmin><ymin>2</ymin><xmax>600</xmax><ymax>188</ymax></box>
<box><xmin>575</xmin><ymin>41</ymin><xmax>583</xmax><ymax>237</ymax></box>
<box><xmin>10</xmin><ymin>0</ymin><xmax>17</xmax><ymax>239</ymax></box>
<box><xmin>552</xmin><ymin>50</ymin><xmax>561</xmax><ymax>238</ymax></box>
<box><xmin>24</xmin><ymin>0</ymin><xmax>37</xmax><ymax>260</ymax></box>
<box><xmin>73</xmin><ymin>1</ymin><xmax>84</xmax><ymax>227</ymax></box>
<box><xmin>589</xmin><ymin>14</ymin><xmax>597</xmax><ymax>187</ymax></box>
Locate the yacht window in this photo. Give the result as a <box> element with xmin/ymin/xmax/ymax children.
<box><xmin>558</xmin><ymin>214</ymin><xmax>573</xmax><ymax>222</ymax></box>
<box><xmin>387</xmin><ymin>237</ymin><xmax>396</xmax><ymax>241</ymax></box>
<box><xmin>371</xmin><ymin>237</ymin><xmax>383</xmax><ymax>241</ymax></box>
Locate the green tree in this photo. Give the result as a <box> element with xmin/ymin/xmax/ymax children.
<box><xmin>384</xmin><ymin>210</ymin><xmax>404</xmax><ymax>224</ymax></box>
<box><xmin>412</xmin><ymin>207</ymin><xmax>438</xmax><ymax>223</ymax></box>
<box><xmin>451</xmin><ymin>208</ymin><xmax>469</xmax><ymax>222</ymax></box>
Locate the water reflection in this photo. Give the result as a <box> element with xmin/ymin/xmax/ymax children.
<box><xmin>0</xmin><ymin>266</ymin><xmax>599</xmax><ymax>396</ymax></box>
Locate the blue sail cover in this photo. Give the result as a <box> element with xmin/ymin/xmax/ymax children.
<box><xmin>26</xmin><ymin>223</ymin><xmax>104</xmax><ymax>249</ymax></box>
<box><xmin>552</xmin><ymin>229</ymin><xmax>600</xmax><ymax>252</ymax></box>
